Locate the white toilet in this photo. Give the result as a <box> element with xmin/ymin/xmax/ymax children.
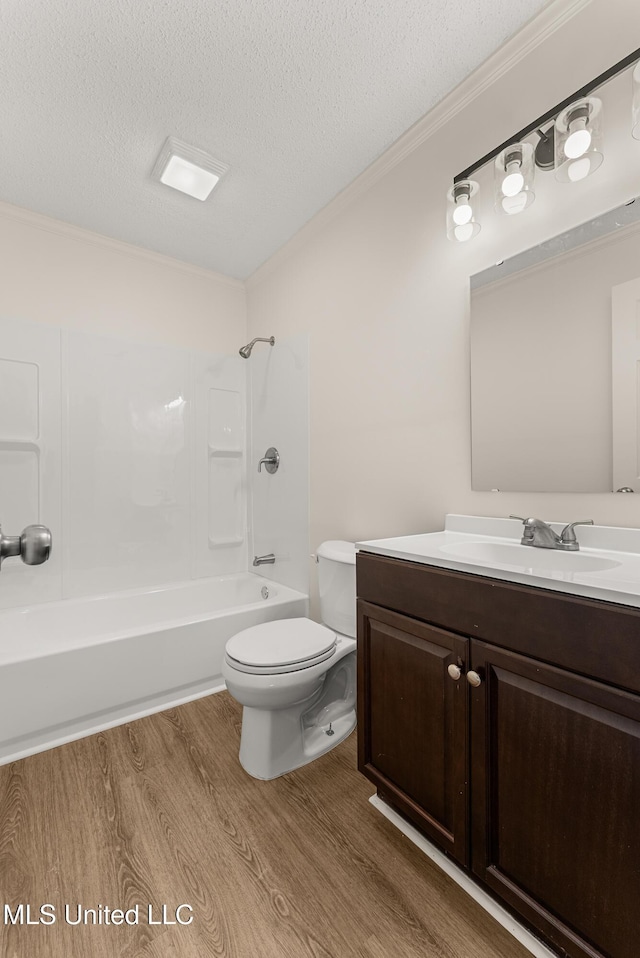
<box><xmin>223</xmin><ymin>540</ymin><xmax>357</xmax><ymax>780</ymax></box>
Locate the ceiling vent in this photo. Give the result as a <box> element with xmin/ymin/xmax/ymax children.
<box><xmin>152</xmin><ymin>136</ymin><xmax>229</xmax><ymax>201</ymax></box>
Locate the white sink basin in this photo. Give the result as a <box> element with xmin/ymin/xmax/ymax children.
<box><xmin>357</xmin><ymin>516</ymin><xmax>640</xmax><ymax>609</ymax></box>
<box><xmin>440</xmin><ymin>540</ymin><xmax>621</xmax><ymax>573</ymax></box>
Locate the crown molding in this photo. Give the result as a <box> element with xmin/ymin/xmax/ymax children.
<box><xmin>246</xmin><ymin>0</ymin><xmax>592</xmax><ymax>290</ymax></box>
<box><xmin>0</xmin><ymin>200</ymin><xmax>244</xmax><ymax>290</ymax></box>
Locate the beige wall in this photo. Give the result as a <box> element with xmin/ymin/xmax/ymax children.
<box><xmin>0</xmin><ymin>203</ymin><xmax>246</xmax><ymax>350</ymax></box>
<box><xmin>246</xmin><ymin>0</ymin><xmax>640</xmax><ymax>612</ymax></box>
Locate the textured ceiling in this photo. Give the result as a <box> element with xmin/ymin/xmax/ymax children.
<box><xmin>0</xmin><ymin>0</ymin><xmax>547</xmax><ymax>279</ymax></box>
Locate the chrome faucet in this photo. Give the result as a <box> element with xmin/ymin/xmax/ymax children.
<box><xmin>253</xmin><ymin>553</ymin><xmax>275</xmax><ymax>566</ymax></box>
<box><xmin>510</xmin><ymin>516</ymin><xmax>593</xmax><ymax>551</ymax></box>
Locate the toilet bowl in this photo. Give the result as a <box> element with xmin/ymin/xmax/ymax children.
<box><xmin>223</xmin><ymin>540</ymin><xmax>357</xmax><ymax>780</ymax></box>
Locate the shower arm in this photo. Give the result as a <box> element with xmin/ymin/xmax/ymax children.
<box><xmin>239</xmin><ymin>336</ymin><xmax>275</xmax><ymax>359</ymax></box>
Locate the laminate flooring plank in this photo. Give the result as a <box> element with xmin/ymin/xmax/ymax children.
<box><xmin>0</xmin><ymin>759</ymin><xmax>40</xmax><ymax>958</ymax></box>
<box><xmin>1</xmin><ymin>691</ymin><xmax>535</xmax><ymax>958</ymax></box>
<box><xmin>171</xmin><ymin>693</ymin><xmax>530</xmax><ymax>958</ymax></box>
<box><xmin>270</xmin><ymin>754</ymin><xmax>509</xmax><ymax>958</ymax></box>
<box><xmin>128</xmin><ymin>694</ymin><xmax>531</xmax><ymax>958</ymax></box>
<box><xmin>158</xmin><ymin>701</ymin><xmax>362</xmax><ymax>958</ymax></box>
<box><xmin>132</xmin><ymin>926</ymin><xmax>214</xmax><ymax>958</ymax></box>
<box><xmin>86</xmin><ymin>705</ymin><xmax>346</xmax><ymax>958</ymax></box>
<box><xmin>0</xmin><ymin>732</ymin><xmax>165</xmax><ymax>958</ymax></box>
<box><xmin>138</xmin><ymin>706</ymin><xmax>353</xmax><ymax>958</ymax></box>
<box><xmin>105</xmin><ymin>712</ymin><xmax>252</xmax><ymax>958</ymax></box>
<box><xmin>112</xmin><ymin>764</ymin><xmax>252</xmax><ymax>957</ymax></box>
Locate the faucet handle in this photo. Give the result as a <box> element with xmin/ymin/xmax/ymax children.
<box><xmin>258</xmin><ymin>446</ymin><xmax>280</xmax><ymax>474</ymax></box>
<box><xmin>510</xmin><ymin>515</ymin><xmax>541</xmax><ymax>531</ymax></box>
<box><xmin>0</xmin><ymin>523</ymin><xmax>52</xmax><ymax>568</ymax></box>
<box><xmin>560</xmin><ymin>519</ymin><xmax>594</xmax><ymax>544</ymax></box>
<box><xmin>510</xmin><ymin>515</ymin><xmax>538</xmax><ymax>544</ymax></box>
<box><xmin>511</xmin><ymin>516</ymin><xmax>550</xmax><ymax>527</ymax></box>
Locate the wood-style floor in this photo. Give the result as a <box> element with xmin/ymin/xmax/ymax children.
<box><xmin>0</xmin><ymin>692</ymin><xmax>533</xmax><ymax>958</ymax></box>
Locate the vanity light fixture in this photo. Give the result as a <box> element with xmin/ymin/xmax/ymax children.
<box><xmin>446</xmin><ymin>179</ymin><xmax>481</xmax><ymax>242</ymax></box>
<box><xmin>152</xmin><ymin>137</ymin><xmax>229</xmax><ymax>201</ymax></box>
<box><xmin>554</xmin><ymin>97</ymin><xmax>603</xmax><ymax>182</ymax></box>
<box><xmin>494</xmin><ymin>142</ymin><xmax>535</xmax><ymax>214</ymax></box>
<box><xmin>447</xmin><ymin>46</ymin><xmax>640</xmax><ymax>242</ymax></box>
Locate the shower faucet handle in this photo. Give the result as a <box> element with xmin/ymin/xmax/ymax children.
<box><xmin>0</xmin><ymin>523</ymin><xmax>52</xmax><ymax>568</ymax></box>
<box><xmin>258</xmin><ymin>447</ymin><xmax>280</xmax><ymax>474</ymax></box>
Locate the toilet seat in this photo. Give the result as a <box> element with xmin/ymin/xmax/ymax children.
<box><xmin>225</xmin><ymin>617</ymin><xmax>337</xmax><ymax>675</ymax></box>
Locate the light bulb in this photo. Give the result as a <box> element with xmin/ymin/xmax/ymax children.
<box><xmin>454</xmin><ymin>223</ymin><xmax>474</xmax><ymax>242</ymax></box>
<box><xmin>501</xmin><ymin>160</ymin><xmax>524</xmax><ymax>197</ymax></box>
<box><xmin>447</xmin><ymin>179</ymin><xmax>479</xmax><ymax>242</ymax></box>
<box><xmin>567</xmin><ymin>157</ymin><xmax>591</xmax><ymax>182</ymax></box>
<box><xmin>494</xmin><ymin>143</ymin><xmax>534</xmax><ymax>215</ymax></box>
<box><xmin>501</xmin><ymin>192</ymin><xmax>528</xmax><ymax>215</ymax></box>
<box><xmin>453</xmin><ymin>199</ymin><xmax>472</xmax><ymax>225</ymax></box>
<box><xmin>555</xmin><ymin>98</ymin><xmax>602</xmax><ymax>183</ymax></box>
<box><xmin>564</xmin><ymin>118</ymin><xmax>591</xmax><ymax>159</ymax></box>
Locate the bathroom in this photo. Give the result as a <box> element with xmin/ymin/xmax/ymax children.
<box><xmin>1</xmin><ymin>1</ymin><xmax>639</xmax><ymax>957</ymax></box>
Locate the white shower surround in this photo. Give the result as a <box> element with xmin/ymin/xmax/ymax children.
<box><xmin>0</xmin><ymin>572</ymin><xmax>308</xmax><ymax>765</ymax></box>
<box><xmin>0</xmin><ymin>315</ymin><xmax>310</xmax><ymax>606</ymax></box>
<box><xmin>249</xmin><ymin>332</ymin><xmax>310</xmax><ymax>596</ymax></box>
<box><xmin>0</xmin><ymin>313</ymin><xmax>310</xmax><ymax>762</ymax></box>
<box><xmin>0</xmin><ymin>316</ymin><xmax>256</xmax><ymax>608</ymax></box>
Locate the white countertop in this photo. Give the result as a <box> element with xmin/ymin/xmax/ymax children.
<box><xmin>357</xmin><ymin>515</ymin><xmax>640</xmax><ymax>610</ymax></box>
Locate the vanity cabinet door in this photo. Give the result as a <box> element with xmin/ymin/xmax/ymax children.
<box><xmin>357</xmin><ymin>601</ymin><xmax>469</xmax><ymax>865</ymax></box>
<box><xmin>470</xmin><ymin>640</ymin><xmax>640</xmax><ymax>958</ymax></box>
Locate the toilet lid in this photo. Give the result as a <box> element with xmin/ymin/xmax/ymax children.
<box><xmin>226</xmin><ymin>617</ymin><xmax>337</xmax><ymax>670</ymax></box>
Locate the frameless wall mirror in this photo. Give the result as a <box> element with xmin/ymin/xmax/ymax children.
<box><xmin>470</xmin><ymin>197</ymin><xmax>640</xmax><ymax>492</ymax></box>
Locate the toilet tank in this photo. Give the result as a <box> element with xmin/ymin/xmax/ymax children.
<box><xmin>316</xmin><ymin>540</ymin><xmax>356</xmax><ymax>637</ymax></box>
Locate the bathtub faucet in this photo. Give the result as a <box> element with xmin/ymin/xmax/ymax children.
<box><xmin>253</xmin><ymin>554</ymin><xmax>275</xmax><ymax>566</ymax></box>
<box><xmin>0</xmin><ymin>523</ymin><xmax>52</xmax><ymax>569</ymax></box>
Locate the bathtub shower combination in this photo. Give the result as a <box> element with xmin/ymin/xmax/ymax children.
<box><xmin>0</xmin><ymin>318</ymin><xmax>313</xmax><ymax>766</ymax></box>
<box><xmin>0</xmin><ymin>573</ymin><xmax>307</xmax><ymax>766</ymax></box>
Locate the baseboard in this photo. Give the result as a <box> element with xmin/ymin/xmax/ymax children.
<box><xmin>369</xmin><ymin>794</ymin><xmax>556</xmax><ymax>958</ymax></box>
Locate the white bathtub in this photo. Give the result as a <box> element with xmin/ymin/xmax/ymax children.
<box><xmin>0</xmin><ymin>573</ymin><xmax>308</xmax><ymax>765</ymax></box>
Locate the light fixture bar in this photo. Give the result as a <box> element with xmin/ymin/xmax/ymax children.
<box><xmin>454</xmin><ymin>46</ymin><xmax>640</xmax><ymax>183</ymax></box>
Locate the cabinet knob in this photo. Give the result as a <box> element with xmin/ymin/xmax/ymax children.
<box><xmin>466</xmin><ymin>670</ymin><xmax>482</xmax><ymax>688</ymax></box>
<box><xmin>447</xmin><ymin>663</ymin><xmax>462</xmax><ymax>681</ymax></box>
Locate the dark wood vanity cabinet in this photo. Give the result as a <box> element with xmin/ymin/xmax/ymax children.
<box><xmin>358</xmin><ymin>603</ymin><xmax>469</xmax><ymax>863</ymax></box>
<box><xmin>357</xmin><ymin>552</ymin><xmax>640</xmax><ymax>958</ymax></box>
<box><xmin>470</xmin><ymin>642</ymin><xmax>640</xmax><ymax>958</ymax></box>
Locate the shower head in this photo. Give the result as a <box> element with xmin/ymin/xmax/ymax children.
<box><xmin>239</xmin><ymin>336</ymin><xmax>275</xmax><ymax>359</ymax></box>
